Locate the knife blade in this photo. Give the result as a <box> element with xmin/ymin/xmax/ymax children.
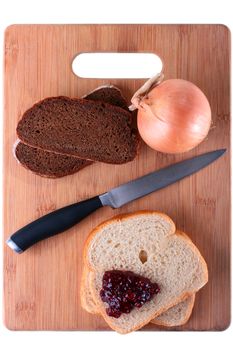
<box><xmin>6</xmin><ymin>149</ymin><xmax>226</xmax><ymax>253</ymax></box>
<box><xmin>99</xmin><ymin>149</ymin><xmax>226</xmax><ymax>208</ymax></box>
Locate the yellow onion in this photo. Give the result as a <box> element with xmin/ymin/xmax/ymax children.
<box><xmin>133</xmin><ymin>78</ymin><xmax>211</xmax><ymax>154</ymax></box>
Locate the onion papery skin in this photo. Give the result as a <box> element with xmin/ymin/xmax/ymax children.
<box><xmin>137</xmin><ymin>79</ymin><xmax>212</xmax><ymax>154</ymax></box>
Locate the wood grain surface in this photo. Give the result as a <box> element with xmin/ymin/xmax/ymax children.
<box><xmin>3</xmin><ymin>24</ymin><xmax>230</xmax><ymax>331</ymax></box>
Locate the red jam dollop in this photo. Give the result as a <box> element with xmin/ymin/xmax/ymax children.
<box><xmin>100</xmin><ymin>270</ymin><xmax>160</xmax><ymax>318</ymax></box>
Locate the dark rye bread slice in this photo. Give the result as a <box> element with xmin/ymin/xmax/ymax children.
<box><xmin>83</xmin><ymin>85</ymin><xmax>129</xmax><ymax>111</ymax></box>
<box><xmin>14</xmin><ymin>140</ymin><xmax>92</xmax><ymax>178</ymax></box>
<box><xmin>17</xmin><ymin>94</ymin><xmax>138</xmax><ymax>164</ymax></box>
<box><xmin>15</xmin><ymin>86</ymin><xmax>132</xmax><ymax>177</ymax></box>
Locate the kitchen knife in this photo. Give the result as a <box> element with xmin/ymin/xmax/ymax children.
<box><xmin>6</xmin><ymin>149</ymin><xmax>226</xmax><ymax>253</ymax></box>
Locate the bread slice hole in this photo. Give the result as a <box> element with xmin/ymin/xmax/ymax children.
<box><xmin>114</xmin><ymin>243</ymin><xmax>120</xmax><ymax>248</ymax></box>
<box><xmin>139</xmin><ymin>250</ymin><xmax>148</xmax><ymax>264</ymax></box>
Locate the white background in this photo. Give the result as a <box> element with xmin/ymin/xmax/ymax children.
<box><xmin>0</xmin><ymin>1</ymin><xmax>232</xmax><ymax>349</ymax></box>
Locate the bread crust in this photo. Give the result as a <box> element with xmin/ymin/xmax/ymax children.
<box><xmin>80</xmin><ymin>265</ymin><xmax>100</xmax><ymax>314</ymax></box>
<box><xmin>82</xmin><ymin>211</ymin><xmax>208</xmax><ymax>333</ymax></box>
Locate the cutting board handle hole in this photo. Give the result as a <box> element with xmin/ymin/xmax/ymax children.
<box><xmin>72</xmin><ymin>53</ymin><xmax>163</xmax><ymax>79</ymax></box>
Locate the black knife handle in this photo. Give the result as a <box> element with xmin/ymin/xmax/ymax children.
<box><xmin>6</xmin><ymin>196</ymin><xmax>103</xmax><ymax>253</ymax></box>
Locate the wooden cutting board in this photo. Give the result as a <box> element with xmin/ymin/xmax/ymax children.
<box><xmin>3</xmin><ymin>24</ymin><xmax>230</xmax><ymax>331</ymax></box>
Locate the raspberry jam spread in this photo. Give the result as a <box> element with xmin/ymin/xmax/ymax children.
<box><xmin>100</xmin><ymin>270</ymin><xmax>160</xmax><ymax>318</ymax></box>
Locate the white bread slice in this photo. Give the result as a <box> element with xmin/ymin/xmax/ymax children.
<box><xmin>151</xmin><ymin>294</ymin><xmax>195</xmax><ymax>327</ymax></box>
<box><xmin>81</xmin><ymin>264</ymin><xmax>196</xmax><ymax>327</ymax></box>
<box><xmin>84</xmin><ymin>211</ymin><xmax>208</xmax><ymax>333</ymax></box>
